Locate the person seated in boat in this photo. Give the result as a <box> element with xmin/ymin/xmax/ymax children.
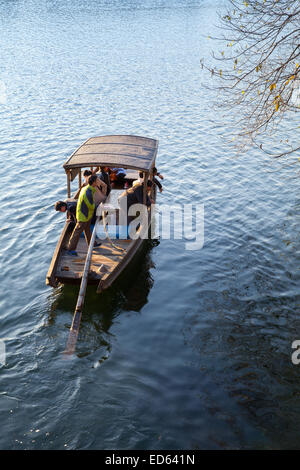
<box><xmin>54</xmin><ymin>200</ymin><xmax>77</xmax><ymax>223</ymax></box>
<box><xmin>132</xmin><ymin>171</ymin><xmax>144</xmax><ymax>188</ymax></box>
<box><xmin>153</xmin><ymin>166</ymin><xmax>164</xmax><ymax>193</ymax></box>
<box><xmin>91</xmin><ymin>166</ymin><xmax>111</xmax><ymax>196</ymax></box>
<box><xmin>110</xmin><ymin>167</ymin><xmax>126</xmax><ymax>186</ymax></box>
<box><xmin>96</xmin><ymin>166</ymin><xmax>111</xmax><ymax>196</ymax></box>
<box><xmin>83</xmin><ymin>169</ymin><xmax>107</xmax><ymax>206</ymax></box>
<box><xmin>67</xmin><ymin>175</ymin><xmax>101</xmax><ymax>256</ymax></box>
<box><xmin>118</xmin><ymin>180</ymin><xmax>154</xmax><ymax>224</ymax></box>
<box><xmin>132</xmin><ymin>168</ymin><xmax>163</xmax><ymax>192</ymax></box>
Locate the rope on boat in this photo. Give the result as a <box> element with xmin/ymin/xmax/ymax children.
<box><xmin>101</xmin><ymin>210</ymin><xmax>126</xmax><ymax>253</ymax></box>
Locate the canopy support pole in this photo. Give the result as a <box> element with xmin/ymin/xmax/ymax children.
<box><xmin>143</xmin><ymin>171</ymin><xmax>148</xmax><ymax>205</ymax></box>
<box><xmin>67</xmin><ymin>171</ymin><xmax>71</xmax><ymax>198</ymax></box>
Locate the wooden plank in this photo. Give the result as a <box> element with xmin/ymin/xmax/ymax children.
<box><xmin>75</xmin><ymin>143</ymin><xmax>153</xmax><ymax>158</ymax></box>
<box><xmin>97</xmin><ymin>237</ymin><xmax>144</xmax><ymax>293</ymax></box>
<box><xmin>57</xmin><ymin>271</ymin><xmax>82</xmax><ymax>279</ymax></box>
<box><xmin>67</xmin><ymin>171</ymin><xmax>71</xmax><ymax>198</ymax></box>
<box><xmin>96</xmin><ymin>208</ymin><xmax>154</xmax><ymax>293</ymax></box>
<box><xmin>85</xmin><ymin>135</ymin><xmax>157</xmax><ymax>147</ymax></box>
<box><xmin>59</xmin><ymin>269</ymin><xmax>102</xmax><ymax>279</ymax></box>
<box><xmin>46</xmin><ymin>220</ymin><xmax>72</xmax><ymax>287</ymax></box>
<box><xmin>57</xmin><ymin>245</ymin><xmax>125</xmax><ymax>280</ymax></box>
<box><xmin>65</xmin><ymin>154</ymin><xmax>154</xmax><ymax>172</ymax></box>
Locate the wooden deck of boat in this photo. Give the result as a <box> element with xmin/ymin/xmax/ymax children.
<box><xmin>56</xmin><ymin>235</ymin><xmax>131</xmax><ymax>283</ymax></box>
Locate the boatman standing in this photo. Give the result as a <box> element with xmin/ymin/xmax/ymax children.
<box><xmin>67</xmin><ymin>174</ymin><xmax>101</xmax><ymax>256</ymax></box>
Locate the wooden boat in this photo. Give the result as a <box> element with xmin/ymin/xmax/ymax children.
<box><xmin>46</xmin><ymin>135</ymin><xmax>159</xmax><ymax>294</ymax></box>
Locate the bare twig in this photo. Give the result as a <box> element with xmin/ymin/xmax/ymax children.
<box><xmin>203</xmin><ymin>0</ymin><xmax>300</xmax><ymax>157</ymax></box>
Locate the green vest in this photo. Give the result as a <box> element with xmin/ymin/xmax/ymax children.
<box><xmin>76</xmin><ymin>184</ymin><xmax>96</xmax><ymax>222</ymax></box>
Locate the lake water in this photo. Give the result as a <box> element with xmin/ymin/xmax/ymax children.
<box><xmin>1</xmin><ymin>0</ymin><xmax>300</xmax><ymax>450</ymax></box>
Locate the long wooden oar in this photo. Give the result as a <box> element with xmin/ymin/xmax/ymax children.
<box><xmin>64</xmin><ymin>217</ymin><xmax>99</xmax><ymax>356</ymax></box>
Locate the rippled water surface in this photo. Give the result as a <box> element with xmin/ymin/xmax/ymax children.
<box><xmin>1</xmin><ymin>0</ymin><xmax>300</xmax><ymax>450</ymax></box>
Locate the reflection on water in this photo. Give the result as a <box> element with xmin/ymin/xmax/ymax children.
<box><xmin>180</xmin><ymin>198</ymin><xmax>300</xmax><ymax>449</ymax></box>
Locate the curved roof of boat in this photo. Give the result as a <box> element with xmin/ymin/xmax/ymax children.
<box><xmin>63</xmin><ymin>135</ymin><xmax>159</xmax><ymax>174</ymax></box>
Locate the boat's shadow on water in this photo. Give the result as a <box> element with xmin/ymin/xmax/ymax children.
<box><xmin>46</xmin><ymin>239</ymin><xmax>159</xmax><ymax>359</ymax></box>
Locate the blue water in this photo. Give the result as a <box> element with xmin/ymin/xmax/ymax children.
<box><xmin>1</xmin><ymin>0</ymin><xmax>300</xmax><ymax>450</ymax></box>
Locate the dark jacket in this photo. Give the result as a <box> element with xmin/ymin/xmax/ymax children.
<box><xmin>125</xmin><ymin>183</ymin><xmax>152</xmax><ymax>208</ymax></box>
<box><xmin>99</xmin><ymin>170</ymin><xmax>111</xmax><ymax>196</ymax></box>
<box><xmin>153</xmin><ymin>176</ymin><xmax>162</xmax><ymax>190</ymax></box>
<box><xmin>66</xmin><ymin>201</ymin><xmax>77</xmax><ymax>223</ymax></box>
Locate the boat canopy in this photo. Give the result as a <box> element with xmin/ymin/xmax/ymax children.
<box><xmin>63</xmin><ymin>135</ymin><xmax>158</xmax><ymax>181</ymax></box>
